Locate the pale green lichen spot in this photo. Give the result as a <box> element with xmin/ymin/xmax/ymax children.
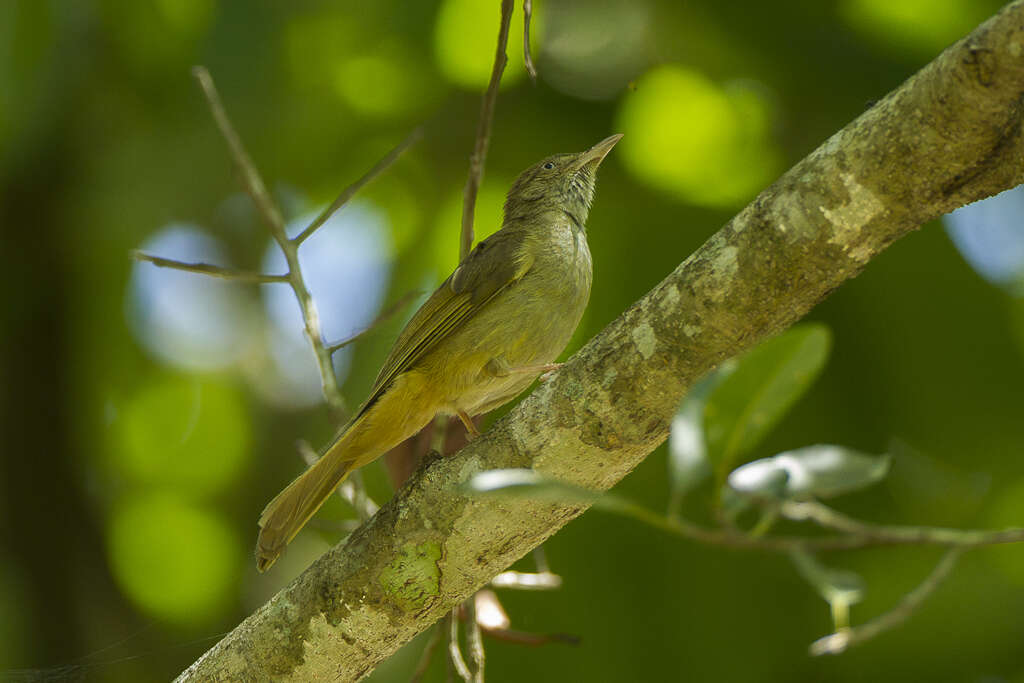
<box><xmin>378</xmin><ymin>541</ymin><xmax>442</xmax><ymax>612</ymax></box>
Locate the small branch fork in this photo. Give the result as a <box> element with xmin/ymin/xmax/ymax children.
<box><xmin>134</xmin><ymin>65</ymin><xmax>418</xmax><ymax>421</ymax></box>
<box><xmin>136</xmin><ymin>66</ymin><xmax>418</xmax><ymax>529</ymax></box>
<box><xmin>604</xmin><ymin>496</ymin><xmax>1024</xmax><ymax>553</ymax></box>
<box><xmin>809</xmin><ymin>548</ymin><xmax>963</xmax><ymax>656</ymax></box>
<box><xmin>599</xmin><ymin>493</ymin><xmax>1021</xmax><ymax>654</ymax></box>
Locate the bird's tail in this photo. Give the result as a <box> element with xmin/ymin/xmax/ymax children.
<box><xmin>255</xmin><ymin>430</ymin><xmax>359</xmax><ymax>572</ymax></box>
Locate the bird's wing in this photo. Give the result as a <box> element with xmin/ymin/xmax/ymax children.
<box><xmin>355</xmin><ymin>228</ymin><xmax>533</xmax><ymax>418</ymax></box>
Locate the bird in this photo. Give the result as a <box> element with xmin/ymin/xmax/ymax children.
<box><xmin>256</xmin><ymin>133</ymin><xmax>622</xmax><ymax>571</ymax></box>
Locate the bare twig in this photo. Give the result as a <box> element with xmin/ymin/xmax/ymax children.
<box><xmin>778</xmin><ymin>500</ymin><xmax>1024</xmax><ymax>549</ymax></box>
<box><xmin>600</xmin><ymin>495</ymin><xmax>1024</xmax><ymax>552</ymax></box>
<box><xmin>193</xmin><ymin>65</ymin><xmax>346</xmax><ymax>417</ymax></box>
<box><xmin>293</xmin><ymin>127</ymin><xmax>423</xmax><ymax>246</ymax></box>
<box><xmin>132</xmin><ymin>251</ymin><xmax>288</xmax><ymax>283</ymax></box>
<box><xmin>326</xmin><ymin>289</ymin><xmax>421</xmax><ymax>354</ymax></box>
<box><xmin>480</xmin><ymin>628</ymin><xmax>580</xmax><ymax>647</ymax></box>
<box><xmin>338</xmin><ymin>469</ymin><xmax>378</xmax><ymax>522</ymax></box>
<box><xmin>410</xmin><ymin>625</ymin><xmax>442</xmax><ymax>683</ymax></box>
<box><xmin>460</xmin><ymin>0</ymin><xmax>515</xmax><ymax>262</ymax></box>
<box><xmin>465</xmin><ymin>597</ymin><xmax>485</xmax><ymax>683</ymax></box>
<box><xmin>523</xmin><ymin>0</ymin><xmax>537</xmax><ymax>82</ymax></box>
<box><xmin>809</xmin><ymin>549</ymin><xmax>963</xmax><ymax>656</ymax></box>
<box><xmin>448</xmin><ymin>608</ymin><xmax>472</xmax><ymax>682</ymax></box>
<box><xmin>192</xmin><ymin>66</ymin><xmax>286</xmax><ymax>239</ymax></box>
<box><xmin>532</xmin><ymin>546</ymin><xmax>550</xmax><ymax>573</ymax></box>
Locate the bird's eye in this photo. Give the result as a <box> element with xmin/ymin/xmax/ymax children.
<box><xmin>543</xmin><ymin>162</ymin><xmax>555</xmax><ymax>170</ymax></box>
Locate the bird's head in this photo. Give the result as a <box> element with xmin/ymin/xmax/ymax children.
<box><xmin>503</xmin><ymin>133</ymin><xmax>622</xmax><ymax>228</ymax></box>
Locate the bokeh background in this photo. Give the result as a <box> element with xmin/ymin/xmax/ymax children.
<box><xmin>3</xmin><ymin>0</ymin><xmax>1024</xmax><ymax>681</ymax></box>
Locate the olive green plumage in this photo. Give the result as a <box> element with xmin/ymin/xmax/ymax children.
<box><xmin>255</xmin><ymin>134</ymin><xmax>622</xmax><ymax>571</ymax></box>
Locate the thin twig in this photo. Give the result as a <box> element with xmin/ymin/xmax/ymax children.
<box><xmin>293</xmin><ymin>127</ymin><xmax>423</xmax><ymax>246</ymax></box>
<box><xmin>410</xmin><ymin>624</ymin><xmax>442</xmax><ymax>683</ymax></box>
<box><xmin>809</xmin><ymin>548</ymin><xmax>963</xmax><ymax>656</ymax></box>
<box><xmin>326</xmin><ymin>289</ymin><xmax>421</xmax><ymax>354</ymax></box>
<box><xmin>448</xmin><ymin>608</ymin><xmax>472</xmax><ymax>682</ymax></box>
<box><xmin>480</xmin><ymin>628</ymin><xmax>580</xmax><ymax>647</ymax></box>
<box><xmin>523</xmin><ymin>0</ymin><xmax>537</xmax><ymax>82</ymax></box>
<box><xmin>192</xmin><ymin>66</ymin><xmax>286</xmax><ymax>239</ymax></box>
<box><xmin>532</xmin><ymin>545</ymin><xmax>551</xmax><ymax>573</ymax></box>
<box><xmin>465</xmin><ymin>597</ymin><xmax>485</xmax><ymax>683</ymax></box>
<box><xmin>460</xmin><ymin>0</ymin><xmax>515</xmax><ymax>262</ymax></box>
<box><xmin>193</xmin><ymin>65</ymin><xmax>345</xmax><ymax>417</ymax></box>
<box><xmin>778</xmin><ymin>500</ymin><xmax>1024</xmax><ymax>548</ymax></box>
<box><xmin>132</xmin><ymin>251</ymin><xmax>288</xmax><ymax>283</ymax></box>
<box><xmin>338</xmin><ymin>469</ymin><xmax>378</xmax><ymax>522</ymax></box>
<box><xmin>599</xmin><ymin>495</ymin><xmax>1024</xmax><ymax>552</ymax></box>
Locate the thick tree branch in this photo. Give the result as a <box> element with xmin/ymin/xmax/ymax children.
<box><xmin>176</xmin><ymin>4</ymin><xmax>1024</xmax><ymax>681</ymax></box>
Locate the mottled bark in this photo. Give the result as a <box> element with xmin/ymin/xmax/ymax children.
<box><xmin>177</xmin><ymin>3</ymin><xmax>1024</xmax><ymax>681</ymax></box>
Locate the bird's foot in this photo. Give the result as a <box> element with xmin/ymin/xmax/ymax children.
<box><xmin>457</xmin><ymin>410</ymin><xmax>481</xmax><ymax>439</ymax></box>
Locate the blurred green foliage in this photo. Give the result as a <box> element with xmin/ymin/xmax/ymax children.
<box><xmin>107</xmin><ymin>493</ymin><xmax>242</xmax><ymax>624</ymax></box>
<box><xmin>617</xmin><ymin>65</ymin><xmax>782</xmax><ymax>206</ymax></box>
<box><xmin>113</xmin><ymin>374</ymin><xmax>251</xmax><ymax>494</ymax></box>
<box><xmin>434</xmin><ymin>0</ymin><xmax>541</xmax><ymax>88</ymax></box>
<box><xmin>2</xmin><ymin>0</ymin><xmax>1022</xmax><ymax>681</ymax></box>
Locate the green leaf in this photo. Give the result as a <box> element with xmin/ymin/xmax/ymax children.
<box><xmin>703</xmin><ymin>323</ymin><xmax>832</xmax><ymax>477</ymax></box>
<box><xmin>728</xmin><ymin>444</ymin><xmax>891</xmax><ymax>501</ymax></box>
<box><xmin>462</xmin><ymin>469</ymin><xmax>649</xmax><ymax>520</ymax></box>
<box><xmin>667</xmin><ymin>363</ymin><xmax>736</xmax><ymax>510</ymax></box>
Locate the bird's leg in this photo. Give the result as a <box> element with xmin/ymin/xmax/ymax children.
<box><xmin>457</xmin><ymin>410</ymin><xmax>481</xmax><ymax>439</ymax></box>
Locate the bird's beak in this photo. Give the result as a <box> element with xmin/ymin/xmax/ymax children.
<box><xmin>571</xmin><ymin>133</ymin><xmax>623</xmax><ymax>172</ymax></box>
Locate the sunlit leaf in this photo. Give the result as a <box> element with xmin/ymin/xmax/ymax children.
<box><xmin>703</xmin><ymin>324</ymin><xmax>832</xmax><ymax>476</ymax></box>
<box><xmin>462</xmin><ymin>469</ymin><xmax>600</xmax><ymax>506</ymax></box>
<box><xmin>728</xmin><ymin>445</ymin><xmax>891</xmax><ymax>501</ymax></box>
